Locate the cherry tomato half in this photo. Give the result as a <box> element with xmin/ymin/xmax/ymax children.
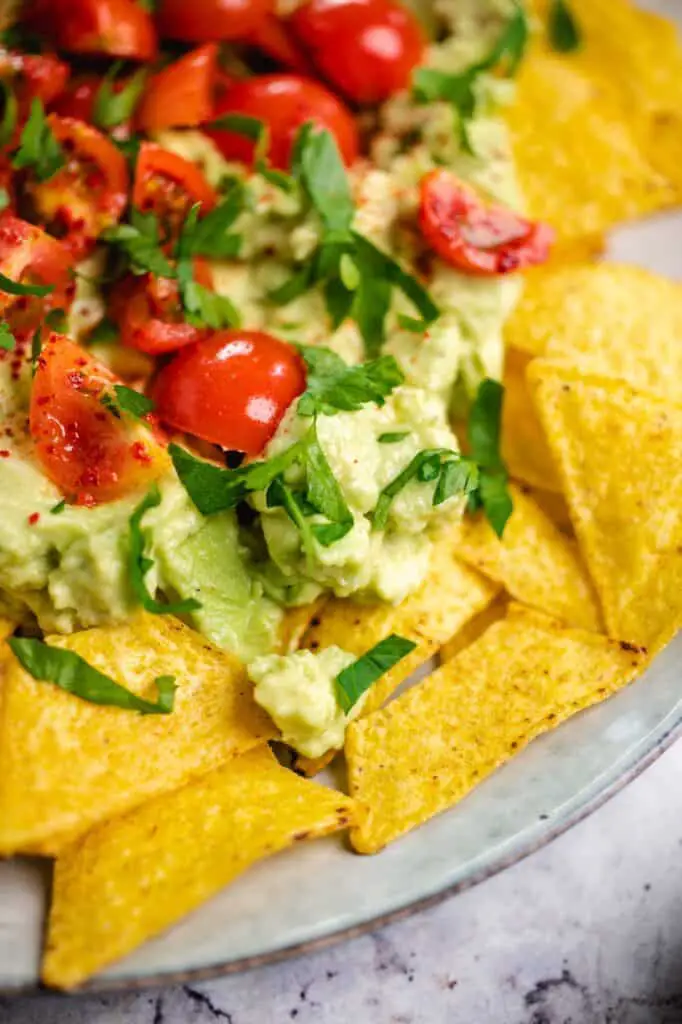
<box><xmin>153</xmin><ymin>329</ymin><xmax>305</xmax><ymax>455</ymax></box>
<box><xmin>206</xmin><ymin>74</ymin><xmax>358</xmax><ymax>170</ymax></box>
<box><xmin>0</xmin><ymin>214</ymin><xmax>74</xmax><ymax>330</ymax></box>
<box><xmin>133</xmin><ymin>142</ymin><xmax>217</xmax><ymax>237</ymax></box>
<box><xmin>109</xmin><ymin>260</ymin><xmax>214</xmax><ymax>355</ymax></box>
<box><xmin>30</xmin><ymin>333</ymin><xmax>167</xmax><ymax>505</ymax></box>
<box><xmin>419</xmin><ymin>169</ymin><xmax>554</xmax><ymax>275</ymax></box>
<box><xmin>49</xmin><ymin>76</ymin><xmax>99</xmax><ymax>122</ymax></box>
<box><xmin>245</xmin><ymin>15</ymin><xmax>314</xmax><ymax>74</ymax></box>
<box><xmin>156</xmin><ymin>0</ymin><xmax>273</xmax><ymax>41</ymax></box>
<box><xmin>0</xmin><ymin>52</ymin><xmax>70</xmax><ymax>111</ymax></box>
<box><xmin>136</xmin><ymin>44</ymin><xmax>218</xmax><ymax>132</ymax></box>
<box><xmin>291</xmin><ymin>0</ymin><xmax>424</xmax><ymax>103</ymax></box>
<box><xmin>27</xmin><ymin>0</ymin><xmax>157</xmax><ymax>61</ymax></box>
<box><xmin>27</xmin><ymin>116</ymin><xmax>129</xmax><ymax>259</ymax></box>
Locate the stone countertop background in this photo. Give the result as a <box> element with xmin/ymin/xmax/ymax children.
<box><xmin>4</xmin><ymin>738</ymin><xmax>682</xmax><ymax>1024</ymax></box>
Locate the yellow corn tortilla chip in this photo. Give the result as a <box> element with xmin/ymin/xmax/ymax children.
<box><xmin>439</xmin><ymin>592</ymin><xmax>509</xmax><ymax>663</ymax></box>
<box><xmin>520</xmin><ymin>486</ymin><xmax>573</xmax><ymax>536</ymax></box>
<box><xmin>0</xmin><ymin>612</ymin><xmax>273</xmax><ymax>856</ymax></box>
<box><xmin>529</xmin><ymin>362</ymin><xmax>682</xmax><ymax>650</ymax></box>
<box><xmin>508</xmin><ymin>28</ymin><xmax>676</xmax><ymax>245</ymax></box>
<box><xmin>506</xmin><ymin>263</ymin><xmax>682</xmax><ymax>399</ymax></box>
<box><xmin>453</xmin><ymin>483</ymin><xmax>602</xmax><ymax>631</ymax></box>
<box><xmin>42</xmin><ymin>746</ymin><xmax>354</xmax><ymax>990</ymax></box>
<box><xmin>501</xmin><ymin>347</ymin><xmax>561</xmax><ymax>492</ymax></box>
<box><xmin>0</xmin><ymin>619</ymin><xmax>14</xmax><ymax>642</ymax></box>
<box><xmin>278</xmin><ymin>597</ymin><xmax>328</xmax><ymax>654</ymax></box>
<box><xmin>347</xmin><ymin>605</ymin><xmax>645</xmax><ymax>853</ymax></box>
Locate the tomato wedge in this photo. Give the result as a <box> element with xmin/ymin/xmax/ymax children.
<box><xmin>133</xmin><ymin>142</ymin><xmax>217</xmax><ymax>234</ymax></box>
<box><xmin>30</xmin><ymin>333</ymin><xmax>167</xmax><ymax>505</ymax></box>
<box><xmin>27</xmin><ymin>0</ymin><xmax>157</xmax><ymax>61</ymax></box>
<box><xmin>156</xmin><ymin>0</ymin><xmax>273</xmax><ymax>42</ymax></box>
<box><xmin>419</xmin><ymin>170</ymin><xmax>554</xmax><ymax>275</ymax></box>
<box><xmin>0</xmin><ymin>214</ymin><xmax>74</xmax><ymax>329</ymax></box>
<box><xmin>49</xmin><ymin>76</ymin><xmax>99</xmax><ymax>122</ymax></box>
<box><xmin>28</xmin><ymin>116</ymin><xmax>129</xmax><ymax>258</ymax></box>
<box><xmin>0</xmin><ymin>52</ymin><xmax>70</xmax><ymax>110</ymax></box>
<box><xmin>136</xmin><ymin>44</ymin><xmax>218</xmax><ymax>132</ymax></box>
<box><xmin>206</xmin><ymin>74</ymin><xmax>359</xmax><ymax>170</ymax></box>
<box><xmin>153</xmin><ymin>329</ymin><xmax>305</xmax><ymax>455</ymax></box>
<box><xmin>245</xmin><ymin>15</ymin><xmax>314</xmax><ymax>74</ymax></box>
<box><xmin>109</xmin><ymin>260</ymin><xmax>214</xmax><ymax>355</ymax></box>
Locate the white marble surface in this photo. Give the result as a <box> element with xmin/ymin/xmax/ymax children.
<box><xmin>4</xmin><ymin>738</ymin><xmax>682</xmax><ymax>1024</ymax></box>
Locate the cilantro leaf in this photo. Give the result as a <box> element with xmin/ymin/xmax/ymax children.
<box><xmin>303</xmin><ymin>424</ymin><xmax>353</xmax><ymax>545</ymax></box>
<box><xmin>378</xmin><ymin>431</ymin><xmax>409</xmax><ymax>444</ymax></box>
<box><xmin>372</xmin><ymin>448</ymin><xmax>479</xmax><ymax>530</ymax></box>
<box><xmin>352</xmin><ymin>233</ymin><xmax>440</xmax><ymax>333</ymax></box>
<box><xmin>102</xmin><ymin>210</ymin><xmax>175</xmax><ymax>277</ymax></box>
<box><xmin>467</xmin><ymin>377</ymin><xmax>505</xmax><ymax>470</ymax></box>
<box><xmin>12</xmin><ymin>98</ymin><xmax>65</xmax><ymax>181</ymax></box>
<box><xmin>478</xmin><ymin>469</ymin><xmax>513</xmax><ymax>537</ymax></box>
<box><xmin>549</xmin><ymin>0</ymin><xmax>581</xmax><ymax>53</ymax></box>
<box><xmin>129</xmin><ymin>486</ymin><xmax>202</xmax><ymax>615</ymax></box>
<box><xmin>181</xmin><ymin>278</ymin><xmax>241</xmax><ymax>328</ymax></box>
<box><xmin>0</xmin><ymin>272</ymin><xmax>54</xmax><ymax>297</ymax></box>
<box><xmin>8</xmin><ymin>636</ymin><xmax>176</xmax><ymax>715</ymax></box>
<box><xmin>412</xmin><ymin>67</ymin><xmax>477</xmax><ymax>154</ymax></box>
<box><xmin>93</xmin><ymin>63</ymin><xmax>147</xmax><ymax>130</ymax></box>
<box><xmin>266</xmin><ymin>477</ymin><xmax>317</xmax><ymax>561</ymax></box>
<box><xmin>297</xmin><ymin>347</ymin><xmax>404</xmax><ymax>416</ymax></box>
<box><xmin>208</xmin><ymin>112</ymin><xmax>265</xmax><ymax>141</ymax></box>
<box><xmin>482</xmin><ymin>0</ymin><xmax>529</xmax><ymax>76</ymax></box>
<box><xmin>180</xmin><ymin>185</ymin><xmax>244</xmax><ymax>259</ymax></box>
<box><xmin>294</xmin><ymin>122</ymin><xmax>355</xmax><ymax>235</ymax></box>
<box><xmin>0</xmin><ymin>79</ymin><xmax>17</xmax><ymax>148</ymax></box>
<box><xmin>334</xmin><ymin>634</ymin><xmax>417</xmax><ymax>713</ymax></box>
<box><xmin>0</xmin><ymin>321</ymin><xmax>15</xmax><ymax>351</ymax></box>
<box><xmin>111</xmin><ymin>384</ymin><xmax>154</xmax><ymax>420</ymax></box>
<box><xmin>50</xmin><ymin>499</ymin><xmax>67</xmax><ymax>515</ymax></box>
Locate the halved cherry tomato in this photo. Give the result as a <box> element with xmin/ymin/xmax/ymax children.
<box><xmin>156</xmin><ymin>0</ymin><xmax>273</xmax><ymax>42</ymax></box>
<box><xmin>26</xmin><ymin>0</ymin><xmax>157</xmax><ymax>61</ymax></box>
<box><xmin>109</xmin><ymin>259</ymin><xmax>214</xmax><ymax>355</ymax></box>
<box><xmin>136</xmin><ymin>44</ymin><xmax>218</xmax><ymax>133</ymax></box>
<box><xmin>30</xmin><ymin>333</ymin><xmax>167</xmax><ymax>505</ymax></box>
<box><xmin>49</xmin><ymin>76</ymin><xmax>99</xmax><ymax>123</ymax></box>
<box><xmin>0</xmin><ymin>52</ymin><xmax>70</xmax><ymax>109</ymax></box>
<box><xmin>419</xmin><ymin>169</ymin><xmax>554</xmax><ymax>275</ymax></box>
<box><xmin>153</xmin><ymin>329</ymin><xmax>305</xmax><ymax>455</ymax></box>
<box><xmin>0</xmin><ymin>214</ymin><xmax>74</xmax><ymax>330</ymax></box>
<box><xmin>206</xmin><ymin>74</ymin><xmax>358</xmax><ymax>170</ymax></box>
<box><xmin>133</xmin><ymin>143</ymin><xmax>217</xmax><ymax>239</ymax></box>
<box><xmin>292</xmin><ymin>0</ymin><xmax>424</xmax><ymax>104</ymax></box>
<box><xmin>27</xmin><ymin>116</ymin><xmax>129</xmax><ymax>259</ymax></box>
<box><xmin>246</xmin><ymin>15</ymin><xmax>314</xmax><ymax>74</ymax></box>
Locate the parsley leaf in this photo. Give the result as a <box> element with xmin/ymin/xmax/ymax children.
<box><xmin>303</xmin><ymin>423</ymin><xmax>353</xmax><ymax>545</ymax></box>
<box><xmin>467</xmin><ymin>378</ymin><xmax>513</xmax><ymax>537</ymax></box>
<box><xmin>128</xmin><ymin>486</ymin><xmax>202</xmax><ymax>615</ymax></box>
<box><xmin>548</xmin><ymin>0</ymin><xmax>582</xmax><ymax>53</ymax></box>
<box><xmin>0</xmin><ymin>321</ymin><xmax>15</xmax><ymax>351</ymax></box>
<box><xmin>0</xmin><ymin>79</ymin><xmax>17</xmax><ymax>148</ymax></box>
<box><xmin>334</xmin><ymin>634</ymin><xmax>417</xmax><ymax>713</ymax></box>
<box><xmin>108</xmin><ymin>384</ymin><xmax>155</xmax><ymax>420</ymax></box>
<box><xmin>483</xmin><ymin>0</ymin><xmax>529</xmax><ymax>76</ymax></box>
<box><xmin>180</xmin><ymin>187</ymin><xmax>244</xmax><ymax>260</ymax></box>
<box><xmin>295</xmin><ymin>122</ymin><xmax>355</xmax><ymax>235</ymax></box>
<box><xmin>208</xmin><ymin>112</ymin><xmax>266</xmax><ymax>141</ymax></box>
<box><xmin>102</xmin><ymin>209</ymin><xmax>175</xmax><ymax>277</ymax></box>
<box><xmin>0</xmin><ymin>272</ymin><xmax>54</xmax><ymax>297</ymax></box>
<box><xmin>181</xmin><ymin>278</ymin><xmax>241</xmax><ymax>328</ymax></box>
<box><xmin>378</xmin><ymin>431</ymin><xmax>409</xmax><ymax>444</ymax></box>
<box><xmin>8</xmin><ymin>637</ymin><xmax>177</xmax><ymax>715</ymax></box>
<box><xmin>12</xmin><ymin>98</ymin><xmax>65</xmax><ymax>181</ymax></box>
<box><xmin>297</xmin><ymin>346</ymin><xmax>404</xmax><ymax>417</ymax></box>
<box><xmin>93</xmin><ymin>63</ymin><xmax>147</xmax><ymax>130</ymax></box>
<box><xmin>50</xmin><ymin>499</ymin><xmax>67</xmax><ymax>515</ymax></box>
<box><xmin>372</xmin><ymin>447</ymin><xmax>480</xmax><ymax>530</ymax></box>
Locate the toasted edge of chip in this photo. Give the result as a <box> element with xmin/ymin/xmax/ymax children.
<box><xmin>277</xmin><ymin>597</ymin><xmax>328</xmax><ymax>655</ymax></box>
<box><xmin>42</xmin><ymin>746</ymin><xmax>354</xmax><ymax>990</ymax></box>
<box><xmin>347</xmin><ymin>604</ymin><xmax>645</xmax><ymax>853</ymax></box>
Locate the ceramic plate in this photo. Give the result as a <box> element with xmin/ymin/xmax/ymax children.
<box><xmin>2</xmin><ymin>0</ymin><xmax>681</xmax><ymax>995</ymax></box>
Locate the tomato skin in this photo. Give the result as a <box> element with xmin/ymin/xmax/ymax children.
<box><xmin>28</xmin><ymin>0</ymin><xmax>157</xmax><ymax>60</ymax></box>
<box><xmin>30</xmin><ymin>333</ymin><xmax>167</xmax><ymax>505</ymax></box>
<box><xmin>419</xmin><ymin>169</ymin><xmax>555</xmax><ymax>275</ymax></box>
<box><xmin>49</xmin><ymin>76</ymin><xmax>99</xmax><ymax>122</ymax></box>
<box><xmin>292</xmin><ymin>0</ymin><xmax>424</xmax><ymax>103</ymax></box>
<box><xmin>133</xmin><ymin>142</ymin><xmax>217</xmax><ymax>228</ymax></box>
<box><xmin>136</xmin><ymin>44</ymin><xmax>218</xmax><ymax>132</ymax></box>
<box><xmin>156</xmin><ymin>0</ymin><xmax>273</xmax><ymax>42</ymax></box>
<box><xmin>206</xmin><ymin>74</ymin><xmax>359</xmax><ymax>170</ymax></box>
<box><xmin>28</xmin><ymin>116</ymin><xmax>129</xmax><ymax>258</ymax></box>
<box><xmin>245</xmin><ymin>15</ymin><xmax>314</xmax><ymax>74</ymax></box>
<box><xmin>0</xmin><ymin>52</ymin><xmax>70</xmax><ymax>109</ymax></box>
<box><xmin>109</xmin><ymin>260</ymin><xmax>213</xmax><ymax>355</ymax></box>
<box><xmin>0</xmin><ymin>214</ymin><xmax>74</xmax><ymax>329</ymax></box>
<box><xmin>153</xmin><ymin>329</ymin><xmax>306</xmax><ymax>455</ymax></box>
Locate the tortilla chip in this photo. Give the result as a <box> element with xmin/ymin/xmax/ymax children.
<box><xmin>501</xmin><ymin>347</ymin><xmax>561</xmax><ymax>492</ymax></box>
<box><xmin>0</xmin><ymin>619</ymin><xmax>14</xmax><ymax>642</ymax></box>
<box><xmin>506</xmin><ymin>264</ymin><xmax>682</xmax><ymax>400</ymax></box>
<box><xmin>521</xmin><ymin>486</ymin><xmax>573</xmax><ymax>536</ymax></box>
<box><xmin>0</xmin><ymin>612</ymin><xmax>273</xmax><ymax>856</ymax></box>
<box><xmin>278</xmin><ymin>597</ymin><xmax>328</xmax><ymax>654</ymax></box>
<box><xmin>453</xmin><ymin>484</ymin><xmax>602</xmax><ymax>632</ymax></box>
<box><xmin>439</xmin><ymin>593</ymin><xmax>509</xmax><ymax>663</ymax></box>
<box><xmin>347</xmin><ymin>605</ymin><xmax>645</xmax><ymax>853</ymax></box>
<box><xmin>42</xmin><ymin>746</ymin><xmax>354</xmax><ymax>990</ymax></box>
<box><xmin>529</xmin><ymin>362</ymin><xmax>682</xmax><ymax>650</ymax></box>
<box><xmin>509</xmin><ymin>29</ymin><xmax>676</xmax><ymax>245</ymax></box>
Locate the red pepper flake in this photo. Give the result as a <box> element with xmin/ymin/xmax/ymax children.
<box><xmin>28</xmin><ymin>512</ymin><xmax>40</xmax><ymax>525</ymax></box>
<box><xmin>0</xmin><ymin>449</ymin><xmax>10</xmax><ymax>458</ymax></box>
<box><xmin>131</xmin><ymin>441</ymin><xmax>152</xmax><ymax>464</ymax></box>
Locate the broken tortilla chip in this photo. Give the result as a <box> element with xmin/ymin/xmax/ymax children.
<box><xmin>42</xmin><ymin>746</ymin><xmax>354</xmax><ymax>990</ymax></box>
<box><xmin>529</xmin><ymin>362</ymin><xmax>682</xmax><ymax>650</ymax></box>
<box><xmin>501</xmin><ymin>347</ymin><xmax>561</xmax><ymax>492</ymax></box>
<box><xmin>0</xmin><ymin>612</ymin><xmax>273</xmax><ymax>856</ymax></box>
<box><xmin>347</xmin><ymin>604</ymin><xmax>645</xmax><ymax>854</ymax></box>
<box><xmin>453</xmin><ymin>484</ymin><xmax>602</xmax><ymax>632</ymax></box>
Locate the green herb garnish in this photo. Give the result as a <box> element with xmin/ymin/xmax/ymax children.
<box><xmin>12</xmin><ymin>98</ymin><xmax>65</xmax><ymax>181</ymax></box>
<box><xmin>378</xmin><ymin>431</ymin><xmax>410</xmax><ymax>444</ymax></box>
<box><xmin>93</xmin><ymin>63</ymin><xmax>147</xmax><ymax>130</ymax></box>
<box><xmin>8</xmin><ymin>637</ymin><xmax>177</xmax><ymax>715</ymax></box>
<box><xmin>0</xmin><ymin>321</ymin><xmax>15</xmax><ymax>351</ymax></box>
<box><xmin>128</xmin><ymin>486</ymin><xmax>202</xmax><ymax>615</ymax></box>
<box><xmin>297</xmin><ymin>347</ymin><xmax>404</xmax><ymax>417</ymax></box>
<box><xmin>0</xmin><ymin>80</ymin><xmax>17</xmax><ymax>149</ymax></box>
<box><xmin>101</xmin><ymin>209</ymin><xmax>175</xmax><ymax>277</ymax></box>
<box><xmin>0</xmin><ymin>272</ymin><xmax>54</xmax><ymax>297</ymax></box>
<box><xmin>102</xmin><ymin>384</ymin><xmax>155</xmax><ymax>421</ymax></box>
<box><xmin>466</xmin><ymin>378</ymin><xmax>513</xmax><ymax>537</ymax></box>
<box><xmin>50</xmin><ymin>499</ymin><xmax>67</xmax><ymax>515</ymax></box>
<box><xmin>548</xmin><ymin>0</ymin><xmax>581</xmax><ymax>52</ymax></box>
<box><xmin>334</xmin><ymin>634</ymin><xmax>417</xmax><ymax>713</ymax></box>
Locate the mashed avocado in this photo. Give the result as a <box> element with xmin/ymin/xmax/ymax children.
<box><xmin>249</xmin><ymin>646</ymin><xmax>358</xmax><ymax>758</ymax></box>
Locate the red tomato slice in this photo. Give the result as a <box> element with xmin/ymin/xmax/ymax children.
<box><xmin>0</xmin><ymin>214</ymin><xmax>74</xmax><ymax>331</ymax></box>
<box><xmin>30</xmin><ymin>333</ymin><xmax>167</xmax><ymax>505</ymax></box>
<box><xmin>156</xmin><ymin>0</ymin><xmax>273</xmax><ymax>42</ymax></box>
<box><xmin>28</xmin><ymin>116</ymin><xmax>129</xmax><ymax>258</ymax></box>
<box><xmin>0</xmin><ymin>52</ymin><xmax>70</xmax><ymax>110</ymax></box>
<box><xmin>133</xmin><ymin>142</ymin><xmax>217</xmax><ymax>234</ymax></box>
<box><xmin>245</xmin><ymin>15</ymin><xmax>314</xmax><ymax>74</ymax></box>
<box><xmin>49</xmin><ymin>76</ymin><xmax>99</xmax><ymax>122</ymax></box>
<box><xmin>109</xmin><ymin>260</ymin><xmax>213</xmax><ymax>355</ymax></box>
<box><xmin>153</xmin><ymin>329</ymin><xmax>305</xmax><ymax>455</ymax></box>
<box><xmin>136</xmin><ymin>44</ymin><xmax>218</xmax><ymax>132</ymax></box>
<box><xmin>206</xmin><ymin>74</ymin><xmax>359</xmax><ymax>170</ymax></box>
<box><xmin>292</xmin><ymin>0</ymin><xmax>424</xmax><ymax>104</ymax></box>
<box><xmin>419</xmin><ymin>169</ymin><xmax>555</xmax><ymax>275</ymax></box>
<box><xmin>27</xmin><ymin>0</ymin><xmax>157</xmax><ymax>60</ymax></box>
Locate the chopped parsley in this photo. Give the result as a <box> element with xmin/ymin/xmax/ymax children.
<box><xmin>102</xmin><ymin>384</ymin><xmax>155</xmax><ymax>421</ymax></box>
<box><xmin>0</xmin><ymin>272</ymin><xmax>54</xmax><ymax>298</ymax></box>
<box><xmin>93</xmin><ymin>63</ymin><xmax>147</xmax><ymax>130</ymax></box>
<box><xmin>296</xmin><ymin>347</ymin><xmax>404</xmax><ymax>417</ymax></box>
<box><xmin>8</xmin><ymin>637</ymin><xmax>177</xmax><ymax>715</ymax></box>
<box><xmin>465</xmin><ymin>377</ymin><xmax>513</xmax><ymax>537</ymax></box>
<box><xmin>128</xmin><ymin>486</ymin><xmax>202</xmax><ymax>615</ymax></box>
<box><xmin>101</xmin><ymin>209</ymin><xmax>175</xmax><ymax>277</ymax></box>
<box><xmin>49</xmin><ymin>499</ymin><xmax>67</xmax><ymax>515</ymax></box>
<box><xmin>0</xmin><ymin>322</ymin><xmax>15</xmax><ymax>351</ymax></box>
<box><xmin>12</xmin><ymin>98</ymin><xmax>65</xmax><ymax>181</ymax></box>
<box><xmin>335</xmin><ymin>634</ymin><xmax>417</xmax><ymax>713</ymax></box>
<box><xmin>548</xmin><ymin>0</ymin><xmax>582</xmax><ymax>53</ymax></box>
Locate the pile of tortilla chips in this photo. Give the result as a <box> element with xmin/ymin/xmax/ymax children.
<box><xmin>1</xmin><ymin>0</ymin><xmax>682</xmax><ymax>990</ymax></box>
